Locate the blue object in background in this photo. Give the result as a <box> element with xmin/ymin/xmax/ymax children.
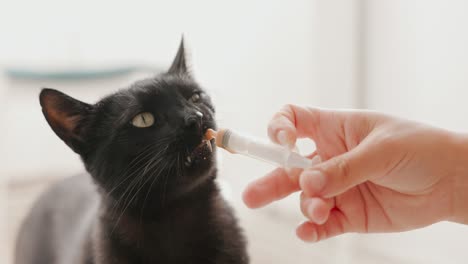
<box><xmin>4</xmin><ymin>65</ymin><xmax>160</xmax><ymax>81</ymax></box>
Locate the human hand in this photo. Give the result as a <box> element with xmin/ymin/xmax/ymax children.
<box><xmin>243</xmin><ymin>105</ymin><xmax>468</xmax><ymax>242</ymax></box>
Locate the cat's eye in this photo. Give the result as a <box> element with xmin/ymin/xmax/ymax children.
<box><xmin>190</xmin><ymin>93</ymin><xmax>201</xmax><ymax>102</ymax></box>
<box><xmin>131</xmin><ymin>112</ymin><xmax>155</xmax><ymax>128</ymax></box>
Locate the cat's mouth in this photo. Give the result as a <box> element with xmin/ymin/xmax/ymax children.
<box><xmin>185</xmin><ymin>138</ymin><xmax>215</xmax><ymax>167</ymax></box>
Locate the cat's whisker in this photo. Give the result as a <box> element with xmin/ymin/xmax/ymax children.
<box><xmin>160</xmin><ymin>160</ymin><xmax>176</xmax><ymax>207</ymax></box>
<box><xmin>110</xmin><ymin>143</ymin><xmax>174</xmax><ymax>222</ymax></box>
<box><xmin>106</xmin><ymin>137</ymin><xmax>173</xmax><ymax>198</ymax></box>
<box><xmin>105</xmin><ymin>144</ymin><xmax>159</xmax><ymax>196</ymax></box>
<box><xmin>141</xmin><ymin>145</ymin><xmax>170</xmax><ymax>175</ymax></box>
<box><xmin>110</xmin><ymin>171</ymin><xmax>145</xmax><ymax>218</ymax></box>
<box><xmin>112</xmin><ymin>156</ymin><xmax>173</xmax><ymax>233</ymax></box>
<box><xmin>106</xmin><ymin>147</ymin><xmax>165</xmax><ymax>214</ymax></box>
<box><xmin>110</xmin><ymin>176</ymin><xmax>153</xmax><ymax>234</ymax></box>
<box><xmin>139</xmin><ymin>159</ymin><xmax>172</xmax><ymax>222</ymax></box>
<box><xmin>108</xmin><ymin>150</ymin><xmax>168</xmax><ymax>214</ymax></box>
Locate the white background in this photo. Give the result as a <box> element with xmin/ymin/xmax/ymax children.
<box><xmin>2</xmin><ymin>0</ymin><xmax>468</xmax><ymax>263</ymax></box>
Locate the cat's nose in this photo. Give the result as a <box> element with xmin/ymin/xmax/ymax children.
<box><xmin>185</xmin><ymin>111</ymin><xmax>203</xmax><ymax>132</ymax></box>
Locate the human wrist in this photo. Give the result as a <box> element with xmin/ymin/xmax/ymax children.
<box><xmin>449</xmin><ymin>132</ymin><xmax>468</xmax><ymax>224</ymax></box>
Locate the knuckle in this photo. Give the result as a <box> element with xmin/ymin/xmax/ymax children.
<box><xmin>271</xmin><ymin>112</ymin><xmax>283</xmax><ymax>122</ymax></box>
<box><xmin>286</xmin><ymin>168</ymin><xmax>301</xmax><ymax>185</ymax></box>
<box><xmin>306</xmin><ymin>106</ymin><xmax>320</xmax><ymax>117</ymax></box>
<box><xmin>272</xmin><ymin>172</ymin><xmax>290</xmax><ymax>199</ymax></box>
<box><xmin>274</xmin><ymin>104</ymin><xmax>294</xmax><ymax>121</ymax></box>
<box><xmin>278</xmin><ymin>104</ymin><xmax>296</xmax><ymax>120</ymax></box>
<box><xmin>267</xmin><ymin>125</ymin><xmax>276</xmax><ymax>139</ymax></box>
<box><xmin>281</xmin><ymin>104</ymin><xmax>295</xmax><ymax>112</ymax></box>
<box><xmin>334</xmin><ymin>157</ymin><xmax>351</xmax><ymax>182</ymax></box>
<box><xmin>378</xmin><ymin>133</ymin><xmax>399</xmax><ymax>149</ymax></box>
<box><xmin>269</xmin><ymin>113</ymin><xmax>286</xmax><ymax>130</ymax></box>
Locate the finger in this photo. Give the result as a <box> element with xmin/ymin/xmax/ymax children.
<box><xmin>299</xmin><ymin>142</ymin><xmax>384</xmax><ymax>198</ymax></box>
<box><xmin>243</xmin><ymin>152</ymin><xmax>318</xmax><ymax>208</ymax></box>
<box><xmin>267</xmin><ymin>104</ymin><xmax>320</xmax><ymax>148</ymax></box>
<box><xmin>296</xmin><ymin>210</ymin><xmax>350</xmax><ymax>243</ymax></box>
<box><xmin>284</xmin><ymin>152</ymin><xmax>318</xmax><ymax>183</ymax></box>
<box><xmin>300</xmin><ymin>193</ymin><xmax>334</xmax><ymax>225</ymax></box>
<box><xmin>243</xmin><ymin>168</ymin><xmax>300</xmax><ymax>209</ymax></box>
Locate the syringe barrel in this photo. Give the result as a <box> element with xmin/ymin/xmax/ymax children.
<box><xmin>222</xmin><ymin>130</ymin><xmax>312</xmax><ymax>169</ymax></box>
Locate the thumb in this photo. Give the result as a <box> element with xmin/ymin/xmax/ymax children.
<box><xmin>300</xmin><ymin>143</ymin><xmax>385</xmax><ymax>198</ymax></box>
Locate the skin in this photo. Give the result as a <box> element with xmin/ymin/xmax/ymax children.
<box><xmin>242</xmin><ymin>105</ymin><xmax>468</xmax><ymax>243</ymax></box>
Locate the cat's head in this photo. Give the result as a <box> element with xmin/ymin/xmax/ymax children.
<box><xmin>39</xmin><ymin>40</ymin><xmax>217</xmax><ymax>208</ymax></box>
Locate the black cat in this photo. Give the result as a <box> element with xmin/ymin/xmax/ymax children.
<box><xmin>15</xmin><ymin>40</ymin><xmax>249</xmax><ymax>264</ymax></box>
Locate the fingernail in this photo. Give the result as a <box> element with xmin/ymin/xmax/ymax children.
<box><xmin>306</xmin><ymin>200</ymin><xmax>316</xmax><ymax>219</ymax></box>
<box><xmin>304</xmin><ymin>228</ymin><xmax>318</xmax><ymax>243</ymax></box>
<box><xmin>300</xmin><ymin>170</ymin><xmax>325</xmax><ymax>195</ymax></box>
<box><xmin>302</xmin><ymin>198</ymin><xmax>315</xmax><ymax>219</ymax></box>
<box><xmin>277</xmin><ymin>130</ymin><xmax>289</xmax><ymax>146</ymax></box>
<box><xmin>296</xmin><ymin>222</ymin><xmax>318</xmax><ymax>243</ymax></box>
<box><xmin>305</xmin><ymin>199</ymin><xmax>327</xmax><ymax>225</ymax></box>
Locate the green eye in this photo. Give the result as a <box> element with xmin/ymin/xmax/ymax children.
<box><xmin>131</xmin><ymin>112</ymin><xmax>154</xmax><ymax>128</ymax></box>
<box><xmin>190</xmin><ymin>93</ymin><xmax>200</xmax><ymax>102</ymax></box>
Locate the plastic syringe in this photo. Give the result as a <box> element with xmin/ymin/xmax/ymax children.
<box><xmin>206</xmin><ymin>129</ymin><xmax>317</xmax><ymax>169</ymax></box>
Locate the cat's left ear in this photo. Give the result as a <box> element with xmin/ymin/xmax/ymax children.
<box><xmin>167</xmin><ymin>37</ymin><xmax>190</xmax><ymax>76</ymax></box>
<box><xmin>39</xmin><ymin>88</ymin><xmax>93</xmax><ymax>154</ymax></box>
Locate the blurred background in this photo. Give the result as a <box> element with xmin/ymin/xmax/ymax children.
<box><xmin>2</xmin><ymin>0</ymin><xmax>468</xmax><ymax>263</ymax></box>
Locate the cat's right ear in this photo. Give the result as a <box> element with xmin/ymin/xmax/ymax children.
<box><xmin>167</xmin><ymin>37</ymin><xmax>190</xmax><ymax>76</ymax></box>
<box><xmin>39</xmin><ymin>88</ymin><xmax>93</xmax><ymax>154</ymax></box>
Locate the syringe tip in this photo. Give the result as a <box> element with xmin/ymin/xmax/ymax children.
<box><xmin>205</xmin><ymin>128</ymin><xmax>226</xmax><ymax>148</ymax></box>
<box><xmin>205</xmin><ymin>128</ymin><xmax>217</xmax><ymax>141</ymax></box>
<box><xmin>205</xmin><ymin>128</ymin><xmax>231</xmax><ymax>149</ymax></box>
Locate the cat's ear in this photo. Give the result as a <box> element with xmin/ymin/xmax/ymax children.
<box><xmin>39</xmin><ymin>88</ymin><xmax>93</xmax><ymax>154</ymax></box>
<box><xmin>167</xmin><ymin>37</ymin><xmax>190</xmax><ymax>75</ymax></box>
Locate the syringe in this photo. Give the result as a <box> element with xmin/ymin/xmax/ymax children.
<box><xmin>205</xmin><ymin>129</ymin><xmax>317</xmax><ymax>169</ymax></box>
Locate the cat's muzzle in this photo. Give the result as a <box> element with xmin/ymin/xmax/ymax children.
<box><xmin>185</xmin><ymin>138</ymin><xmax>215</xmax><ymax>167</ymax></box>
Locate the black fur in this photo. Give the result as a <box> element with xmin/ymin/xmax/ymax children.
<box><xmin>15</xmin><ymin>40</ymin><xmax>249</xmax><ymax>264</ymax></box>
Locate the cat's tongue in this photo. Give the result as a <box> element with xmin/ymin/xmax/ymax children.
<box><xmin>205</xmin><ymin>129</ymin><xmax>217</xmax><ymax>141</ymax></box>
